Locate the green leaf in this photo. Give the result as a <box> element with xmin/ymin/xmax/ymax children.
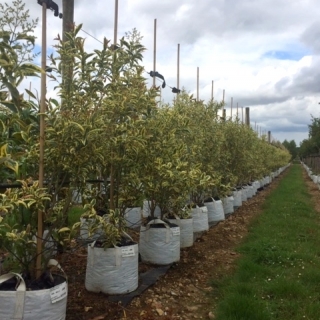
<box><xmin>25</xmin><ymin>89</ymin><xmax>37</xmax><ymax>100</ymax></box>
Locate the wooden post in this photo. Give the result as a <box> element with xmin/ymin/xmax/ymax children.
<box><xmin>245</xmin><ymin>107</ymin><xmax>250</xmax><ymax>127</ymax></box>
<box><xmin>153</xmin><ymin>19</ymin><xmax>157</xmax><ymax>87</ymax></box>
<box><xmin>62</xmin><ymin>0</ymin><xmax>74</xmax><ymax>42</ymax></box>
<box><xmin>197</xmin><ymin>67</ymin><xmax>199</xmax><ymax>101</ymax></box>
<box><xmin>230</xmin><ymin>97</ymin><xmax>233</xmax><ymax>119</ymax></box>
<box><xmin>177</xmin><ymin>43</ymin><xmax>180</xmax><ymax>93</ymax></box>
<box><xmin>268</xmin><ymin>131</ymin><xmax>271</xmax><ymax>143</ymax></box>
<box><xmin>223</xmin><ymin>109</ymin><xmax>226</xmax><ymax>121</ymax></box>
<box><xmin>211</xmin><ymin>80</ymin><xmax>214</xmax><ymax>100</ymax></box>
<box><xmin>221</xmin><ymin>89</ymin><xmax>225</xmax><ymax>120</ymax></box>
<box><xmin>37</xmin><ymin>1</ymin><xmax>47</xmax><ymax>279</ymax></box>
<box><xmin>114</xmin><ymin>0</ymin><xmax>119</xmax><ymax>46</ymax></box>
<box><xmin>241</xmin><ymin>107</ymin><xmax>244</xmax><ymax>124</ymax></box>
<box><xmin>62</xmin><ymin>0</ymin><xmax>74</xmax><ymax>109</ymax></box>
<box><xmin>236</xmin><ymin>102</ymin><xmax>239</xmax><ymax>118</ymax></box>
<box><xmin>39</xmin><ymin>1</ymin><xmax>46</xmax><ymax>220</ymax></box>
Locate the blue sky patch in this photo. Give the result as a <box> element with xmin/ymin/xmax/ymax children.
<box><xmin>263</xmin><ymin>49</ymin><xmax>309</xmax><ymax>61</ymax></box>
<box><xmin>32</xmin><ymin>45</ymin><xmax>56</xmax><ymax>66</ymax></box>
<box><xmin>34</xmin><ymin>44</ymin><xmax>56</xmax><ymax>56</ymax></box>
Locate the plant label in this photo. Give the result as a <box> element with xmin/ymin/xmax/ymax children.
<box><xmin>50</xmin><ymin>282</ymin><xmax>67</xmax><ymax>304</ymax></box>
<box><xmin>121</xmin><ymin>246</ymin><xmax>135</xmax><ymax>257</ymax></box>
<box><xmin>172</xmin><ymin>227</ymin><xmax>180</xmax><ymax>236</ymax></box>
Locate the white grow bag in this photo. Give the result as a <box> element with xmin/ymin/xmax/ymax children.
<box><xmin>241</xmin><ymin>187</ymin><xmax>248</xmax><ymax>201</ymax></box>
<box><xmin>312</xmin><ymin>175</ymin><xmax>319</xmax><ymax>184</ymax></box>
<box><xmin>167</xmin><ymin>218</ymin><xmax>193</xmax><ymax>248</ymax></box>
<box><xmin>252</xmin><ymin>181</ymin><xmax>261</xmax><ymax>195</ymax></box>
<box><xmin>139</xmin><ymin>219</ymin><xmax>180</xmax><ymax>265</ymax></box>
<box><xmin>125</xmin><ymin>207</ymin><xmax>142</xmax><ymax>228</ymax></box>
<box><xmin>192</xmin><ymin>206</ymin><xmax>209</xmax><ymax>232</ymax></box>
<box><xmin>232</xmin><ymin>190</ymin><xmax>242</xmax><ymax>207</ymax></box>
<box><xmin>259</xmin><ymin>178</ymin><xmax>265</xmax><ymax>188</ymax></box>
<box><xmin>85</xmin><ymin>242</ymin><xmax>138</xmax><ymax>294</ymax></box>
<box><xmin>0</xmin><ymin>261</ymin><xmax>67</xmax><ymax>320</ymax></box>
<box><xmin>244</xmin><ymin>185</ymin><xmax>254</xmax><ymax>199</ymax></box>
<box><xmin>222</xmin><ymin>196</ymin><xmax>234</xmax><ymax>215</ymax></box>
<box><xmin>251</xmin><ymin>182</ymin><xmax>257</xmax><ymax>196</ymax></box>
<box><xmin>204</xmin><ymin>199</ymin><xmax>225</xmax><ymax>223</ymax></box>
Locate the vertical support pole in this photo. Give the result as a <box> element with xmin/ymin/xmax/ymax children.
<box><xmin>230</xmin><ymin>97</ymin><xmax>233</xmax><ymax>119</ymax></box>
<box><xmin>109</xmin><ymin>0</ymin><xmax>120</xmax><ymax>211</ymax></box>
<box><xmin>39</xmin><ymin>3</ymin><xmax>46</xmax><ymax>208</ymax></box>
<box><xmin>268</xmin><ymin>131</ymin><xmax>271</xmax><ymax>143</ymax></box>
<box><xmin>241</xmin><ymin>107</ymin><xmax>244</xmax><ymax>124</ymax></box>
<box><xmin>177</xmin><ymin>43</ymin><xmax>180</xmax><ymax>93</ymax></box>
<box><xmin>197</xmin><ymin>67</ymin><xmax>199</xmax><ymax>101</ymax></box>
<box><xmin>37</xmin><ymin>1</ymin><xmax>47</xmax><ymax>279</ymax></box>
<box><xmin>236</xmin><ymin>102</ymin><xmax>239</xmax><ymax>118</ymax></box>
<box><xmin>222</xmin><ymin>89</ymin><xmax>225</xmax><ymax>119</ymax></box>
<box><xmin>114</xmin><ymin>0</ymin><xmax>119</xmax><ymax>46</ymax></box>
<box><xmin>245</xmin><ymin>107</ymin><xmax>250</xmax><ymax>127</ymax></box>
<box><xmin>211</xmin><ymin>80</ymin><xmax>214</xmax><ymax>100</ymax></box>
<box><xmin>62</xmin><ymin>0</ymin><xmax>74</xmax><ymax>103</ymax></box>
<box><xmin>153</xmin><ymin>18</ymin><xmax>157</xmax><ymax>87</ymax></box>
<box><xmin>62</xmin><ymin>0</ymin><xmax>74</xmax><ymax>42</ymax></box>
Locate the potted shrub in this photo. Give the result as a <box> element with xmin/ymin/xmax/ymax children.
<box><xmin>232</xmin><ymin>187</ymin><xmax>243</xmax><ymax>210</ymax></box>
<box><xmin>204</xmin><ymin>196</ymin><xmax>225</xmax><ymax>226</ymax></box>
<box><xmin>173</xmin><ymin>94</ymin><xmax>223</xmax><ymax>233</ymax></box>
<box><xmin>164</xmin><ymin>201</ymin><xmax>194</xmax><ymax>248</ymax></box>
<box><xmin>80</xmin><ymin>206</ymin><xmax>139</xmax><ymax>295</ymax></box>
<box><xmin>0</xmin><ymin>5</ymin><xmax>75</xmax><ymax>317</ymax></box>
<box><xmin>137</xmin><ymin>107</ymin><xmax>197</xmax><ymax>264</ymax></box>
<box><xmin>189</xmin><ymin>170</ymin><xmax>219</xmax><ymax>235</ymax></box>
<box><xmin>0</xmin><ymin>180</ymin><xmax>73</xmax><ymax>320</ymax></box>
<box><xmin>139</xmin><ymin>218</ymin><xmax>180</xmax><ymax>265</ymax></box>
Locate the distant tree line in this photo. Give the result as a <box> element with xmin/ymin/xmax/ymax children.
<box><xmin>282</xmin><ymin>139</ymin><xmax>298</xmax><ymax>161</ymax></box>
<box><xmin>299</xmin><ymin>116</ymin><xmax>320</xmax><ymax>158</ymax></box>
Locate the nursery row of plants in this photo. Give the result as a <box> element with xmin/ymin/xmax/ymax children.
<box><xmin>0</xmin><ymin>3</ymin><xmax>291</xmax><ymax>318</ymax></box>
<box><xmin>303</xmin><ymin>162</ymin><xmax>320</xmax><ymax>189</ymax></box>
<box><xmin>302</xmin><ymin>154</ymin><xmax>320</xmax><ymax>175</ymax></box>
<box><xmin>299</xmin><ymin>115</ymin><xmax>320</xmax><ymax>172</ymax></box>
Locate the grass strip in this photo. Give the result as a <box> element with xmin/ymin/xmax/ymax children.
<box><xmin>212</xmin><ymin>164</ymin><xmax>320</xmax><ymax>320</ymax></box>
<box><xmin>68</xmin><ymin>205</ymin><xmax>86</xmax><ymax>227</ymax></box>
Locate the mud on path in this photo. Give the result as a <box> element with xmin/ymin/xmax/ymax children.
<box><xmin>62</xmin><ymin>166</ymin><xmax>310</xmax><ymax>320</ymax></box>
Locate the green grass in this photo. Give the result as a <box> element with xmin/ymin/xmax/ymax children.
<box><xmin>67</xmin><ymin>205</ymin><xmax>85</xmax><ymax>227</ymax></box>
<box><xmin>211</xmin><ymin>164</ymin><xmax>320</xmax><ymax>320</ymax></box>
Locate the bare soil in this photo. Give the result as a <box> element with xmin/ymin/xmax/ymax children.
<box><xmin>61</xmin><ymin>165</ymin><xmax>318</xmax><ymax>320</ymax></box>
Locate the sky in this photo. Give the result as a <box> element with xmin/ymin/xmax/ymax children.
<box><xmin>10</xmin><ymin>0</ymin><xmax>320</xmax><ymax>145</ymax></box>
